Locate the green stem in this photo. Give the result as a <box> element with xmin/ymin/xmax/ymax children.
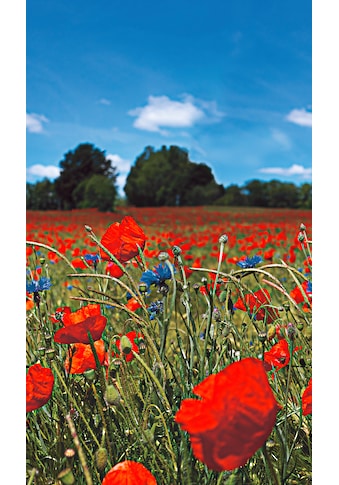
<box><xmin>66</xmin><ymin>413</ymin><xmax>93</xmax><ymax>485</ymax></box>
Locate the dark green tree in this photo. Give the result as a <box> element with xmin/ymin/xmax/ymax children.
<box><xmin>124</xmin><ymin>145</ymin><xmax>223</xmax><ymax>206</ymax></box>
<box><xmin>265</xmin><ymin>180</ymin><xmax>299</xmax><ymax>208</ymax></box>
<box><xmin>26</xmin><ymin>178</ymin><xmax>58</xmax><ymax>210</ymax></box>
<box><xmin>73</xmin><ymin>174</ymin><xmax>117</xmax><ymax>212</ymax></box>
<box><xmin>242</xmin><ymin>180</ymin><xmax>268</xmax><ymax>207</ymax></box>
<box><xmin>214</xmin><ymin>184</ymin><xmax>246</xmax><ymax>206</ymax></box>
<box><xmin>298</xmin><ymin>183</ymin><xmax>312</xmax><ymax>209</ymax></box>
<box><xmin>54</xmin><ymin>143</ymin><xmax>118</xmax><ymax>209</ymax></box>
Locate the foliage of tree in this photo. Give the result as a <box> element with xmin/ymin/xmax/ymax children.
<box><xmin>73</xmin><ymin>174</ymin><xmax>117</xmax><ymax>212</ymax></box>
<box><xmin>54</xmin><ymin>143</ymin><xmax>118</xmax><ymax>210</ymax></box>
<box><xmin>124</xmin><ymin>145</ymin><xmax>224</xmax><ymax>206</ymax></box>
<box><xmin>26</xmin><ymin>178</ymin><xmax>58</xmax><ymax>210</ymax></box>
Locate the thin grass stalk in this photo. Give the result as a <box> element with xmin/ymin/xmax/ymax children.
<box><xmin>66</xmin><ymin>413</ymin><xmax>94</xmax><ymax>485</ymax></box>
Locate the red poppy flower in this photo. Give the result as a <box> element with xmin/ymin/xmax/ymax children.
<box><xmin>125</xmin><ymin>298</ymin><xmax>142</xmax><ymax>312</ymax></box>
<box><xmin>54</xmin><ymin>304</ymin><xmax>107</xmax><ymax>344</ymax></box>
<box><xmin>234</xmin><ymin>288</ymin><xmax>279</xmax><ymax>324</ymax></box>
<box><xmin>106</xmin><ymin>262</ymin><xmax>125</xmax><ymax>278</ymax></box>
<box><xmin>26</xmin><ymin>363</ymin><xmax>54</xmax><ymax>413</ymax></box>
<box><xmin>64</xmin><ymin>339</ymin><xmax>106</xmax><ymax>374</ymax></box>
<box><xmin>290</xmin><ymin>281</ymin><xmax>312</xmax><ymax>311</ymax></box>
<box><xmin>301</xmin><ymin>378</ymin><xmax>312</xmax><ymax>416</ymax></box>
<box><xmin>174</xmin><ymin>357</ymin><xmax>279</xmax><ymax>471</ymax></box>
<box><xmin>101</xmin><ymin>460</ymin><xmax>157</xmax><ymax>485</ymax></box>
<box><xmin>264</xmin><ymin>339</ymin><xmax>290</xmax><ymax>371</ymax></box>
<box><xmin>112</xmin><ymin>331</ymin><xmax>144</xmax><ymax>362</ymax></box>
<box><xmin>100</xmin><ymin>216</ymin><xmax>146</xmax><ymax>263</ymax></box>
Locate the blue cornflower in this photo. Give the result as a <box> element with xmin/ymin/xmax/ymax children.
<box><xmin>236</xmin><ymin>255</ymin><xmax>263</xmax><ymax>269</ymax></box>
<box><xmin>147</xmin><ymin>300</ymin><xmax>164</xmax><ymax>320</ymax></box>
<box><xmin>140</xmin><ymin>264</ymin><xmax>173</xmax><ymax>289</ymax></box>
<box><xmin>306</xmin><ymin>280</ymin><xmax>312</xmax><ymax>294</ymax></box>
<box><xmin>84</xmin><ymin>253</ymin><xmax>100</xmax><ymax>264</ymax></box>
<box><xmin>26</xmin><ymin>277</ymin><xmax>52</xmax><ymax>293</ymax></box>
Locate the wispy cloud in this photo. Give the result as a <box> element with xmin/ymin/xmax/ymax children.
<box><xmin>106</xmin><ymin>153</ymin><xmax>132</xmax><ymax>195</ymax></box>
<box><xmin>259</xmin><ymin>164</ymin><xmax>312</xmax><ymax>178</ymax></box>
<box><xmin>26</xmin><ymin>113</ymin><xmax>49</xmax><ymax>133</ymax></box>
<box><xmin>285</xmin><ymin>108</ymin><xmax>312</xmax><ymax>127</ymax></box>
<box><xmin>271</xmin><ymin>128</ymin><xmax>292</xmax><ymax>149</ymax></box>
<box><xmin>128</xmin><ymin>95</ymin><xmax>224</xmax><ymax>134</ymax></box>
<box><xmin>27</xmin><ymin>164</ymin><xmax>60</xmax><ymax>179</ymax></box>
<box><xmin>98</xmin><ymin>98</ymin><xmax>111</xmax><ymax>105</ymax></box>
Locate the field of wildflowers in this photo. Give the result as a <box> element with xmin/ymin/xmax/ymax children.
<box><xmin>26</xmin><ymin>206</ymin><xmax>312</xmax><ymax>484</ymax></box>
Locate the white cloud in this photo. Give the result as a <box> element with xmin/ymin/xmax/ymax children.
<box><xmin>26</xmin><ymin>113</ymin><xmax>49</xmax><ymax>133</ymax></box>
<box><xmin>259</xmin><ymin>164</ymin><xmax>312</xmax><ymax>178</ymax></box>
<box><xmin>128</xmin><ymin>94</ymin><xmax>223</xmax><ymax>134</ymax></box>
<box><xmin>285</xmin><ymin>108</ymin><xmax>312</xmax><ymax>127</ymax></box>
<box><xmin>107</xmin><ymin>153</ymin><xmax>132</xmax><ymax>195</ymax></box>
<box><xmin>27</xmin><ymin>164</ymin><xmax>60</xmax><ymax>179</ymax></box>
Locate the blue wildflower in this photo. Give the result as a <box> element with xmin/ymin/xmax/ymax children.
<box><xmin>26</xmin><ymin>277</ymin><xmax>52</xmax><ymax>293</ymax></box>
<box><xmin>306</xmin><ymin>281</ymin><xmax>312</xmax><ymax>294</ymax></box>
<box><xmin>140</xmin><ymin>264</ymin><xmax>173</xmax><ymax>289</ymax></box>
<box><xmin>84</xmin><ymin>253</ymin><xmax>100</xmax><ymax>264</ymax></box>
<box><xmin>147</xmin><ymin>300</ymin><xmax>164</xmax><ymax>320</ymax></box>
<box><xmin>236</xmin><ymin>255</ymin><xmax>263</xmax><ymax>269</ymax></box>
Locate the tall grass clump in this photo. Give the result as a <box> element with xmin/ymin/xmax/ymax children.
<box><xmin>26</xmin><ymin>214</ymin><xmax>312</xmax><ymax>484</ymax></box>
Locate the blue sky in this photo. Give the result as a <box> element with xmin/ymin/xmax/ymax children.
<box><xmin>26</xmin><ymin>0</ymin><xmax>312</xmax><ymax>195</ymax></box>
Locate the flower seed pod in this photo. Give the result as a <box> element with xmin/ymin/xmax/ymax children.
<box><xmin>120</xmin><ymin>335</ymin><xmax>132</xmax><ymax>355</ymax></box>
<box><xmin>95</xmin><ymin>447</ymin><xmax>108</xmax><ymax>471</ymax></box>
<box><xmin>104</xmin><ymin>384</ymin><xmax>121</xmax><ymax>406</ymax></box>
<box><xmin>57</xmin><ymin>468</ymin><xmax>75</xmax><ymax>485</ymax></box>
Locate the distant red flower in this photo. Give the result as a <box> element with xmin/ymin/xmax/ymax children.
<box><xmin>64</xmin><ymin>339</ymin><xmax>106</xmax><ymax>374</ymax></box>
<box><xmin>112</xmin><ymin>331</ymin><xmax>144</xmax><ymax>362</ymax></box>
<box><xmin>54</xmin><ymin>304</ymin><xmax>107</xmax><ymax>344</ymax></box>
<box><xmin>100</xmin><ymin>216</ymin><xmax>146</xmax><ymax>263</ymax></box>
<box><xmin>125</xmin><ymin>298</ymin><xmax>142</xmax><ymax>312</ymax></box>
<box><xmin>264</xmin><ymin>339</ymin><xmax>290</xmax><ymax>371</ymax></box>
<box><xmin>174</xmin><ymin>358</ymin><xmax>279</xmax><ymax>471</ymax></box>
<box><xmin>71</xmin><ymin>257</ymin><xmax>88</xmax><ymax>269</ymax></box>
<box><xmin>234</xmin><ymin>288</ymin><xmax>279</xmax><ymax>324</ymax></box>
<box><xmin>101</xmin><ymin>460</ymin><xmax>157</xmax><ymax>485</ymax></box>
<box><xmin>302</xmin><ymin>378</ymin><xmax>312</xmax><ymax>416</ymax></box>
<box><xmin>26</xmin><ymin>363</ymin><xmax>54</xmax><ymax>413</ymax></box>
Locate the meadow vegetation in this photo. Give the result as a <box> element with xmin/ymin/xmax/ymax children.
<box><xmin>26</xmin><ymin>206</ymin><xmax>312</xmax><ymax>484</ymax></box>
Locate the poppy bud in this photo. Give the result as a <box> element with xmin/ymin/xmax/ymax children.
<box><xmin>172</xmin><ymin>245</ymin><xmax>182</xmax><ymax>256</ymax></box>
<box><xmin>298</xmin><ymin>232</ymin><xmax>305</xmax><ymax>242</ymax></box>
<box><xmin>39</xmin><ymin>257</ymin><xmax>46</xmax><ymax>265</ymax></box>
<box><xmin>258</xmin><ymin>331</ymin><xmax>267</xmax><ymax>343</ymax></box>
<box><xmin>267</xmin><ymin>325</ymin><xmax>276</xmax><ymax>340</ymax></box>
<box><xmin>95</xmin><ymin>447</ymin><xmax>108</xmax><ymax>471</ymax></box>
<box><xmin>120</xmin><ymin>335</ymin><xmax>132</xmax><ymax>355</ymax></box>
<box><xmin>83</xmin><ymin>369</ymin><xmax>96</xmax><ymax>382</ymax></box>
<box><xmin>137</xmin><ymin>338</ymin><xmax>146</xmax><ymax>355</ymax></box>
<box><xmin>300</xmin><ymin>223</ymin><xmax>306</xmax><ymax>231</ymax></box>
<box><xmin>219</xmin><ymin>234</ymin><xmax>228</xmax><ymax>244</ymax></box>
<box><xmin>287</xmin><ymin>323</ymin><xmax>297</xmax><ymax>340</ymax></box>
<box><xmin>45</xmin><ymin>349</ymin><xmax>56</xmax><ymax>360</ymax></box>
<box><xmin>84</xmin><ymin>225</ymin><xmax>92</xmax><ymax>232</ymax></box>
<box><xmin>104</xmin><ymin>385</ymin><xmax>121</xmax><ymax>406</ymax></box>
<box><xmin>297</xmin><ymin>321</ymin><xmax>304</xmax><ymax>331</ymax></box>
<box><xmin>38</xmin><ymin>347</ymin><xmax>46</xmax><ymax>357</ymax></box>
<box><xmin>57</xmin><ymin>468</ymin><xmax>75</xmax><ymax>485</ymax></box>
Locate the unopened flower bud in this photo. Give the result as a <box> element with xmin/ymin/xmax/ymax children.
<box><xmin>298</xmin><ymin>232</ymin><xmax>305</xmax><ymax>242</ymax></box>
<box><xmin>95</xmin><ymin>447</ymin><xmax>108</xmax><ymax>471</ymax></box>
<box><xmin>296</xmin><ymin>321</ymin><xmax>304</xmax><ymax>331</ymax></box>
<box><xmin>287</xmin><ymin>323</ymin><xmax>297</xmax><ymax>340</ymax></box>
<box><xmin>158</xmin><ymin>251</ymin><xmax>169</xmax><ymax>261</ymax></box>
<box><xmin>120</xmin><ymin>335</ymin><xmax>132</xmax><ymax>355</ymax></box>
<box><xmin>172</xmin><ymin>245</ymin><xmax>182</xmax><ymax>256</ymax></box>
<box><xmin>38</xmin><ymin>347</ymin><xmax>46</xmax><ymax>357</ymax></box>
<box><xmin>45</xmin><ymin>349</ymin><xmax>56</xmax><ymax>360</ymax></box>
<box><xmin>57</xmin><ymin>468</ymin><xmax>75</xmax><ymax>485</ymax></box>
<box><xmin>219</xmin><ymin>234</ymin><xmax>228</xmax><ymax>244</ymax></box>
<box><xmin>39</xmin><ymin>257</ymin><xmax>46</xmax><ymax>265</ymax></box>
<box><xmin>267</xmin><ymin>325</ymin><xmax>276</xmax><ymax>340</ymax></box>
<box><xmin>84</xmin><ymin>225</ymin><xmax>92</xmax><ymax>233</ymax></box>
<box><xmin>104</xmin><ymin>385</ymin><xmax>121</xmax><ymax>406</ymax></box>
<box><xmin>64</xmin><ymin>448</ymin><xmax>75</xmax><ymax>459</ymax></box>
<box><xmin>258</xmin><ymin>331</ymin><xmax>267</xmax><ymax>343</ymax></box>
<box><xmin>137</xmin><ymin>338</ymin><xmax>146</xmax><ymax>354</ymax></box>
<box><xmin>83</xmin><ymin>369</ymin><xmax>96</xmax><ymax>382</ymax></box>
<box><xmin>300</xmin><ymin>223</ymin><xmax>306</xmax><ymax>231</ymax></box>
<box><xmin>138</xmin><ymin>283</ymin><xmax>148</xmax><ymax>294</ymax></box>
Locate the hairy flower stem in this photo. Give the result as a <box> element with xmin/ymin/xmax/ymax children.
<box><xmin>91</xmin><ymin>384</ymin><xmax>113</xmax><ymax>465</ymax></box>
<box><xmin>281</xmin><ymin>340</ymin><xmax>294</xmax><ymax>481</ymax></box>
<box><xmin>87</xmin><ymin>331</ymin><xmax>107</xmax><ymax>396</ymax></box>
<box><xmin>131</xmin><ymin>350</ymin><xmax>172</xmax><ymax>413</ymax></box>
<box><xmin>66</xmin><ymin>413</ymin><xmax>93</xmax><ymax>485</ymax></box>
<box><xmin>52</xmin><ymin>362</ymin><xmax>101</xmax><ymax>448</ymax></box>
<box><xmin>212</xmin><ymin>239</ymin><xmax>226</xmax><ymax>300</ymax></box>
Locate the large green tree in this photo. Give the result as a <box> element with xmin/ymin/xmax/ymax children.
<box><xmin>54</xmin><ymin>143</ymin><xmax>118</xmax><ymax>210</ymax></box>
<box><xmin>26</xmin><ymin>178</ymin><xmax>58</xmax><ymax>210</ymax></box>
<box><xmin>124</xmin><ymin>145</ymin><xmax>224</xmax><ymax>206</ymax></box>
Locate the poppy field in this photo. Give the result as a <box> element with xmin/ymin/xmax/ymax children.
<box><xmin>26</xmin><ymin>206</ymin><xmax>312</xmax><ymax>484</ymax></box>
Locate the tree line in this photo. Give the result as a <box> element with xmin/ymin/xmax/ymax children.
<box><xmin>26</xmin><ymin>143</ymin><xmax>312</xmax><ymax>211</ymax></box>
